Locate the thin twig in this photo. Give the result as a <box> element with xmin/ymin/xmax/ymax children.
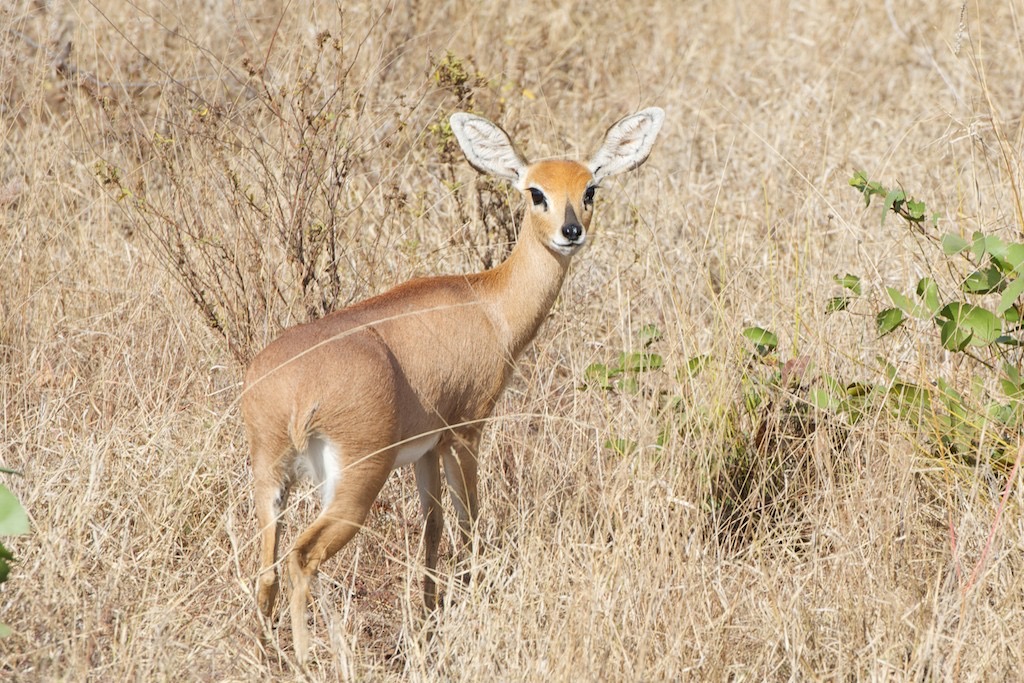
<box><xmin>8</xmin><ymin>26</ymin><xmax>202</xmax><ymax>93</ymax></box>
<box><xmin>963</xmin><ymin>439</ymin><xmax>1023</xmax><ymax>593</ymax></box>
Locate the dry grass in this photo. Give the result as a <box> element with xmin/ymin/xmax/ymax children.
<box><xmin>3</xmin><ymin>0</ymin><xmax>1024</xmax><ymax>679</ymax></box>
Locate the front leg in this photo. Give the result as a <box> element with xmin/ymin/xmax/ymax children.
<box><xmin>413</xmin><ymin>449</ymin><xmax>443</xmax><ymax>610</ymax></box>
<box><xmin>442</xmin><ymin>427</ymin><xmax>481</xmax><ymax>583</ymax></box>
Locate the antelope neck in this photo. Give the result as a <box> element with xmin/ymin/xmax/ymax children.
<box><xmin>474</xmin><ymin>218</ymin><xmax>571</xmax><ymax>359</ymax></box>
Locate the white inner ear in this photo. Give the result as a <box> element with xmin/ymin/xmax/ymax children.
<box><xmin>450</xmin><ymin>113</ymin><xmax>528</xmax><ymax>184</ymax></box>
<box><xmin>587</xmin><ymin>107</ymin><xmax>665</xmax><ymax>182</ymax></box>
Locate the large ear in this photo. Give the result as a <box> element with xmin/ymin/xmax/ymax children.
<box><xmin>450</xmin><ymin>113</ymin><xmax>528</xmax><ymax>185</ymax></box>
<box><xmin>587</xmin><ymin>107</ymin><xmax>665</xmax><ymax>182</ymax></box>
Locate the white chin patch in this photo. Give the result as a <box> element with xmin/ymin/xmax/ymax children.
<box><xmin>550</xmin><ymin>239</ymin><xmax>585</xmax><ymax>256</ymax></box>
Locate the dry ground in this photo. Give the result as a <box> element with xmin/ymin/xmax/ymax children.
<box><xmin>2</xmin><ymin>0</ymin><xmax>1024</xmax><ymax>680</ymax></box>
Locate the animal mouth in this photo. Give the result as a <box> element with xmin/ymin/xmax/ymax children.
<box><xmin>550</xmin><ymin>235</ymin><xmax>587</xmax><ymax>256</ymax></box>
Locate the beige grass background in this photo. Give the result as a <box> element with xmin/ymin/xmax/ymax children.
<box><xmin>3</xmin><ymin>0</ymin><xmax>1024</xmax><ymax>679</ymax></box>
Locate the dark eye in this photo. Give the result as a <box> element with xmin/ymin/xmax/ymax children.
<box><xmin>583</xmin><ymin>186</ymin><xmax>596</xmax><ymax>207</ymax></box>
<box><xmin>529</xmin><ymin>187</ymin><xmax>548</xmax><ymax>209</ymax></box>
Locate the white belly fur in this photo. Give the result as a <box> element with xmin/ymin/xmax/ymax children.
<box><xmin>392</xmin><ymin>432</ymin><xmax>441</xmax><ymax>469</ymax></box>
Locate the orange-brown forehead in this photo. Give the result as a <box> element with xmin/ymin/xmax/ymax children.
<box><xmin>523</xmin><ymin>160</ymin><xmax>593</xmax><ymax>194</ymax></box>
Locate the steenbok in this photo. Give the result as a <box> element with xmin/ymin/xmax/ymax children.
<box><xmin>242</xmin><ymin>107</ymin><xmax>664</xmax><ymax>661</ymax></box>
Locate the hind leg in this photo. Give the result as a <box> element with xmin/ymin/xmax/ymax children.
<box><xmin>251</xmin><ymin>434</ymin><xmax>292</xmax><ymax>619</ymax></box>
<box><xmin>255</xmin><ymin>476</ymin><xmax>289</xmax><ymax>618</ymax></box>
<box><xmin>288</xmin><ymin>457</ymin><xmax>392</xmax><ymax>664</ymax></box>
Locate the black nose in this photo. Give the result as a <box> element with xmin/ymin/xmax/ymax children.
<box><xmin>562</xmin><ymin>223</ymin><xmax>583</xmax><ymax>242</ymax></box>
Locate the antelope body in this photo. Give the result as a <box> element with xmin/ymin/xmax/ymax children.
<box><xmin>242</xmin><ymin>107</ymin><xmax>664</xmax><ymax>661</ymax></box>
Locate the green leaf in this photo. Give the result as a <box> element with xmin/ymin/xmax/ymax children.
<box><xmin>877</xmin><ymin>307</ymin><xmax>905</xmax><ymax>336</ymax></box>
<box><xmin>742</xmin><ymin>327</ymin><xmax>778</xmax><ymax>354</ymax></box>
<box><xmin>882</xmin><ymin>188</ymin><xmax>906</xmax><ymax>225</ymax></box>
<box><xmin>969</xmin><ymin>231</ymin><xmax>1006</xmax><ymax>261</ymax></box>
<box><xmin>994</xmin><ymin>243</ymin><xmax>1024</xmax><ymax>274</ymax></box>
<box><xmin>958</xmin><ymin>304</ymin><xmax>1001</xmax><ymax>346</ymax></box>
<box><xmin>0</xmin><ymin>543</ymin><xmax>9</xmax><ymax>584</ymax></box>
<box><xmin>849</xmin><ymin>170</ymin><xmax>868</xmax><ymax>191</ymax></box>
<box><xmin>939</xmin><ymin>318</ymin><xmax>973</xmax><ymax>351</ymax></box>
<box><xmin>846</xmin><ymin>381</ymin><xmax>877</xmax><ymax>398</ymax></box>
<box><xmin>987</xmin><ymin>401</ymin><xmax>1019</xmax><ymax>428</ymax></box>
<box><xmin>584</xmin><ymin>363</ymin><xmax>617</xmax><ymax>389</ymax></box>
<box><xmin>827</xmin><ymin>275</ymin><xmax>860</xmax><ymax>312</ymax></box>
<box><xmin>683</xmin><ymin>354</ymin><xmax>710</xmax><ymax>377</ymax></box>
<box><xmin>981</xmin><ymin>234</ymin><xmax>1008</xmax><ymax>260</ymax></box>
<box><xmin>936</xmin><ymin>377</ymin><xmax>967</xmax><ymax>420</ymax></box>
<box><xmin>0</xmin><ymin>485</ymin><xmax>27</xmax><ymax>536</ymax></box>
<box><xmin>887</xmin><ymin>286</ymin><xmax>923</xmax><ymax>318</ymax></box>
<box><xmin>962</xmin><ymin>265</ymin><xmax>1004</xmax><ymax>294</ymax></box>
<box><xmin>809</xmin><ymin>375</ymin><xmax>846</xmax><ymax>412</ymax></box>
<box><xmin>888</xmin><ymin>381</ymin><xmax>932</xmax><ymax>422</ymax></box>
<box><xmin>997</xmin><ymin>276</ymin><xmax>1024</xmax><ymax>317</ymax></box>
<box><xmin>941</xmin><ymin>233</ymin><xmax>970</xmax><ymax>255</ymax></box>
<box><xmin>823</xmin><ymin>373</ymin><xmax>844</xmax><ymax>396</ymax></box>
<box><xmin>617</xmin><ymin>351</ymin><xmax>664</xmax><ymax>373</ymax></box>
<box><xmin>937</xmin><ymin>302</ymin><xmax>1001</xmax><ymax>350</ymax></box>
<box><xmin>743</xmin><ymin>386</ymin><xmax>765</xmax><ymax>413</ymax></box>
<box><xmin>826</xmin><ymin>296</ymin><xmax>850</xmax><ymax>313</ymax></box>
<box><xmin>906</xmin><ymin>198</ymin><xmax>926</xmax><ymax>221</ymax></box>
<box><xmin>916</xmin><ymin>277</ymin><xmax>941</xmax><ymax>316</ymax></box>
<box><xmin>849</xmin><ymin>171</ymin><xmax>885</xmax><ymax>206</ymax></box>
<box><xmin>0</xmin><ymin>622</ymin><xmax>10</xmax><ymax>638</ymax></box>
<box><xmin>1000</xmin><ymin>363</ymin><xmax>1024</xmax><ymax>400</ymax></box>
<box><xmin>1004</xmin><ymin>362</ymin><xmax>1022</xmax><ymax>386</ymax></box>
<box><xmin>809</xmin><ymin>388</ymin><xmax>835</xmax><ymax>410</ymax></box>
<box><xmin>834</xmin><ymin>273</ymin><xmax>862</xmax><ymax>295</ymax></box>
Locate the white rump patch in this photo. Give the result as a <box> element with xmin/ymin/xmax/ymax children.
<box><xmin>392</xmin><ymin>432</ymin><xmax>441</xmax><ymax>469</ymax></box>
<box><xmin>295</xmin><ymin>432</ymin><xmax>440</xmax><ymax>507</ymax></box>
<box><xmin>298</xmin><ymin>436</ymin><xmax>343</xmax><ymax>508</ymax></box>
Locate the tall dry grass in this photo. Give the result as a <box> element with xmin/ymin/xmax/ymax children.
<box><xmin>2</xmin><ymin>0</ymin><xmax>1023</xmax><ymax>679</ymax></box>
